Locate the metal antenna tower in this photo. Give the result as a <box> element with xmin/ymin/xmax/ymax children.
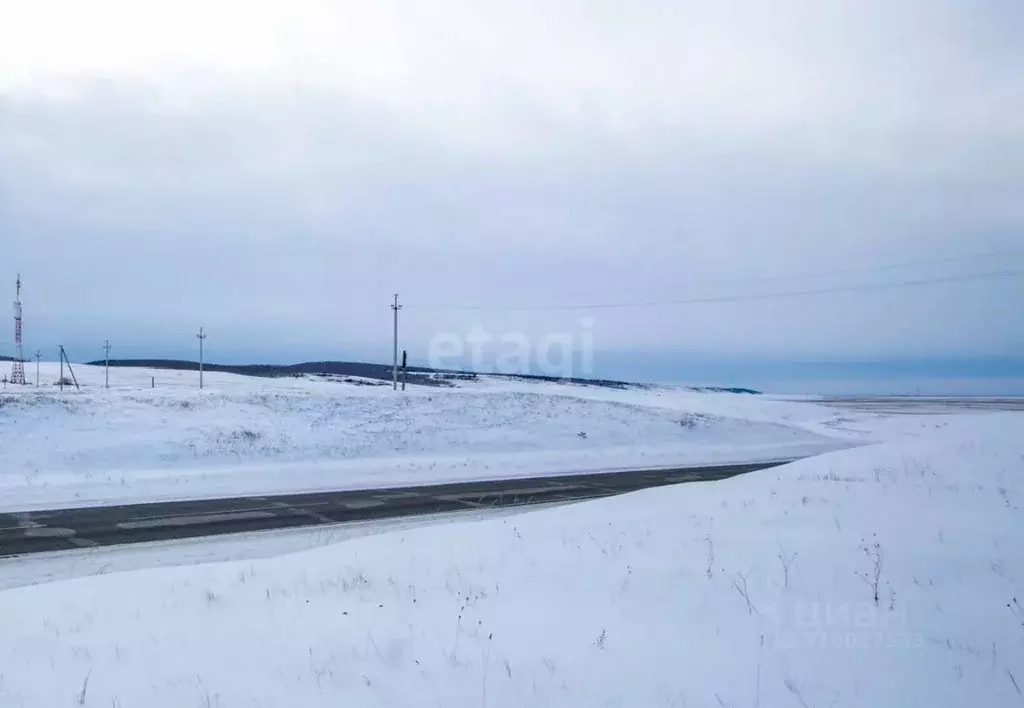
<box><xmin>10</xmin><ymin>274</ymin><xmax>26</xmax><ymax>384</ymax></box>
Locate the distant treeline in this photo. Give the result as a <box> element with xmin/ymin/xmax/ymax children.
<box><xmin>83</xmin><ymin>358</ymin><xmax>760</xmax><ymax>394</ymax></box>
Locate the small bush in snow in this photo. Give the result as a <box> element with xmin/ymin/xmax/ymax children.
<box><xmin>679</xmin><ymin>413</ymin><xmax>714</xmax><ymax>429</ymax></box>
<box><xmin>705</xmin><ymin>533</ymin><xmax>715</xmax><ymax>579</ymax></box>
<box><xmin>230</xmin><ymin>429</ymin><xmax>262</xmax><ymax>443</ymax></box>
<box><xmin>1008</xmin><ymin>598</ymin><xmax>1024</xmax><ymax>630</ymax></box>
<box><xmin>731</xmin><ymin>570</ymin><xmax>758</xmax><ymax>615</ymax></box>
<box><xmin>778</xmin><ymin>547</ymin><xmax>798</xmax><ymax>589</ymax></box>
<box><xmin>859</xmin><ymin>536</ymin><xmax>884</xmax><ymax>607</ymax></box>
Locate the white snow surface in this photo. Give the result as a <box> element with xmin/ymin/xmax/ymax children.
<box><xmin>0</xmin><ymin>504</ymin><xmax>551</xmax><ymax>592</ymax></box>
<box><xmin>0</xmin><ymin>364</ymin><xmax>856</xmax><ymax>510</ymax></box>
<box><xmin>0</xmin><ymin>411</ymin><xmax>1021</xmax><ymax>706</ymax></box>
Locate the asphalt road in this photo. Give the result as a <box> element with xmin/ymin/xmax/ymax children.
<box><xmin>0</xmin><ymin>461</ymin><xmax>788</xmax><ymax>557</ymax></box>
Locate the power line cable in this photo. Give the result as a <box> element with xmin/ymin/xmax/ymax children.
<box><xmin>406</xmin><ymin>248</ymin><xmax>1024</xmax><ymax>311</ymax></box>
<box><xmin>676</xmin><ymin>247</ymin><xmax>1024</xmax><ymax>288</ymax></box>
<box><xmin>407</xmin><ymin>268</ymin><xmax>1024</xmax><ymax>312</ymax></box>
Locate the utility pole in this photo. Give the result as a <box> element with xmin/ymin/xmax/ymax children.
<box><xmin>391</xmin><ymin>294</ymin><xmax>402</xmax><ymax>390</ymax></box>
<box><xmin>196</xmin><ymin>327</ymin><xmax>207</xmax><ymax>389</ymax></box>
<box><xmin>34</xmin><ymin>350</ymin><xmax>40</xmax><ymax>387</ymax></box>
<box><xmin>58</xmin><ymin>345</ymin><xmax>79</xmax><ymax>390</ymax></box>
<box><xmin>103</xmin><ymin>340</ymin><xmax>112</xmax><ymax>389</ymax></box>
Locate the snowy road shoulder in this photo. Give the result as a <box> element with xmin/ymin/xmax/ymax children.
<box><xmin>0</xmin><ymin>411</ymin><xmax>1021</xmax><ymax>707</ymax></box>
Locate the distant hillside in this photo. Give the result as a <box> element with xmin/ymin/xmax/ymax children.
<box><xmin>691</xmin><ymin>386</ymin><xmax>761</xmax><ymax>395</ymax></box>
<box><xmin>84</xmin><ymin>359</ymin><xmax>646</xmax><ymax>389</ymax></box>
<box><xmin>88</xmin><ymin>359</ymin><xmax>452</xmax><ymax>387</ymax></box>
<box><xmin>84</xmin><ymin>358</ymin><xmax>761</xmax><ymax>394</ymax></box>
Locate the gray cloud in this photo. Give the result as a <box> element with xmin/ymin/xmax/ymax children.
<box><xmin>0</xmin><ymin>0</ymin><xmax>1022</xmax><ymax>382</ymax></box>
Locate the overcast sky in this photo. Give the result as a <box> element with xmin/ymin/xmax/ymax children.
<box><xmin>1</xmin><ymin>0</ymin><xmax>1022</xmax><ymax>392</ymax></box>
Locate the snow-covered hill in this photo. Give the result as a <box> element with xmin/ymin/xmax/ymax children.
<box><xmin>0</xmin><ymin>363</ymin><xmax>912</xmax><ymax>510</ymax></box>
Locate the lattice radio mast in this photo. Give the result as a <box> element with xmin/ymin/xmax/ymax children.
<box><xmin>10</xmin><ymin>274</ymin><xmax>26</xmax><ymax>385</ymax></box>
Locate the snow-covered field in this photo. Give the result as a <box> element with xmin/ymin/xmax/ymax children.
<box><xmin>0</xmin><ymin>364</ymin><xmax>858</xmax><ymax>511</ymax></box>
<box><xmin>0</xmin><ymin>409</ymin><xmax>1021</xmax><ymax>706</ymax></box>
